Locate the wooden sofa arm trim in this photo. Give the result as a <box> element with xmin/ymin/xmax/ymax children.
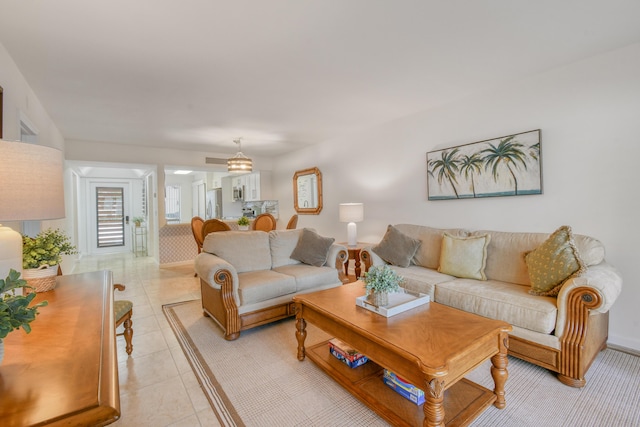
<box><xmin>360</xmin><ymin>249</ymin><xmax>373</xmax><ymax>273</ymax></box>
<box><xmin>213</xmin><ymin>268</ymin><xmax>241</xmax><ymax>340</ymax></box>
<box><xmin>559</xmin><ymin>286</ymin><xmax>603</xmax><ymax>386</ymax></box>
<box><xmin>335</xmin><ymin>249</ymin><xmax>349</xmax><ymax>283</ymax></box>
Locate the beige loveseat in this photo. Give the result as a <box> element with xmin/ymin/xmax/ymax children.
<box><xmin>361</xmin><ymin>224</ymin><xmax>622</xmax><ymax>387</ymax></box>
<box><xmin>195</xmin><ymin>229</ymin><xmax>348</xmax><ymax>340</ymax></box>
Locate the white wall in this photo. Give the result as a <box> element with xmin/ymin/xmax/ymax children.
<box><xmin>272</xmin><ymin>43</ymin><xmax>640</xmax><ymax>352</ymax></box>
<box><xmin>0</xmin><ymin>42</ymin><xmax>74</xmax><ymax>268</ymax></box>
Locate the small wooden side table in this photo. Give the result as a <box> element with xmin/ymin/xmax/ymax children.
<box><xmin>339</xmin><ymin>242</ymin><xmax>373</xmax><ymax>280</ymax></box>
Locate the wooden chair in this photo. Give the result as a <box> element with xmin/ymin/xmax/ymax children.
<box><xmin>191</xmin><ymin>216</ymin><xmax>205</xmax><ymax>276</ymax></box>
<box><xmin>191</xmin><ymin>216</ymin><xmax>205</xmax><ymax>253</ymax></box>
<box><xmin>252</xmin><ymin>213</ymin><xmax>277</xmax><ymax>232</ymax></box>
<box><xmin>286</xmin><ymin>214</ymin><xmax>298</xmax><ymax>229</ymax></box>
<box><xmin>202</xmin><ymin>218</ymin><xmax>231</xmax><ymax>240</ymax></box>
<box><xmin>114</xmin><ymin>284</ymin><xmax>133</xmax><ymax>355</ymax></box>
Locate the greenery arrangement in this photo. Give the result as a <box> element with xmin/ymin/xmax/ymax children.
<box><xmin>133</xmin><ymin>216</ymin><xmax>145</xmax><ymax>226</ymax></box>
<box><xmin>22</xmin><ymin>228</ymin><xmax>78</xmax><ymax>270</ymax></box>
<box><xmin>237</xmin><ymin>216</ymin><xmax>250</xmax><ymax>227</ymax></box>
<box><xmin>0</xmin><ymin>269</ymin><xmax>48</xmax><ymax>340</ymax></box>
<box><xmin>360</xmin><ymin>265</ymin><xmax>405</xmax><ymax>295</ymax></box>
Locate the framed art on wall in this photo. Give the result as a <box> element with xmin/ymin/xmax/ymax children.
<box><xmin>427</xmin><ymin>129</ymin><xmax>542</xmax><ymax>200</ymax></box>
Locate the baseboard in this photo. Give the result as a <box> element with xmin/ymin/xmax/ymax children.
<box><xmin>160</xmin><ymin>260</ymin><xmax>194</xmax><ymax>268</ymax></box>
<box><xmin>607</xmin><ymin>343</ymin><xmax>640</xmax><ymax>357</ymax></box>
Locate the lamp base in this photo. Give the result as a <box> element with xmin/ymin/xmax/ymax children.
<box><xmin>0</xmin><ymin>224</ymin><xmax>24</xmax><ymax>282</ymax></box>
<box><xmin>347</xmin><ymin>222</ymin><xmax>357</xmax><ymax>246</ymax></box>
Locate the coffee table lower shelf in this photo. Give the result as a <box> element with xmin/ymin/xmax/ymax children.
<box><xmin>306</xmin><ymin>340</ymin><xmax>496</xmax><ymax>427</ymax></box>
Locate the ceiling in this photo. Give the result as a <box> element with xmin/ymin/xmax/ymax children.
<box><xmin>1</xmin><ymin>1</ymin><xmax>640</xmax><ymax>157</ymax></box>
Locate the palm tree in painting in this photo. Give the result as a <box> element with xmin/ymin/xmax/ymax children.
<box><xmin>459</xmin><ymin>153</ymin><xmax>483</xmax><ymax>197</ymax></box>
<box><xmin>528</xmin><ymin>142</ymin><xmax>541</xmax><ymax>161</ymax></box>
<box><xmin>428</xmin><ymin>148</ymin><xmax>461</xmax><ymax>198</ymax></box>
<box><xmin>480</xmin><ymin>136</ymin><xmax>528</xmax><ymax>195</ymax></box>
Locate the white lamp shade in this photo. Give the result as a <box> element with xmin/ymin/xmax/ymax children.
<box><xmin>0</xmin><ymin>140</ymin><xmax>65</xmax><ymax>221</ymax></box>
<box><xmin>339</xmin><ymin>203</ymin><xmax>364</xmax><ymax>223</ymax></box>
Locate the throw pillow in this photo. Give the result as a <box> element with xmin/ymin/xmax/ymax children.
<box><xmin>438</xmin><ymin>232</ymin><xmax>491</xmax><ymax>280</ymax></box>
<box><xmin>525</xmin><ymin>225</ymin><xmax>586</xmax><ymax>296</ymax></box>
<box><xmin>290</xmin><ymin>228</ymin><xmax>335</xmax><ymax>267</ymax></box>
<box><xmin>372</xmin><ymin>225</ymin><xmax>421</xmax><ymax>268</ymax></box>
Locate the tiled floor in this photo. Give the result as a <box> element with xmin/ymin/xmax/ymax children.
<box><xmin>72</xmin><ymin>253</ymin><xmax>220</xmax><ymax>427</ymax></box>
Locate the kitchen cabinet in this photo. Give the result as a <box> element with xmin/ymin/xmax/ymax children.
<box><xmin>244</xmin><ymin>171</ymin><xmax>272</xmax><ymax>202</ymax></box>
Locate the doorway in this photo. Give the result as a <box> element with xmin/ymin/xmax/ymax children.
<box><xmin>89</xmin><ymin>181</ymin><xmax>132</xmax><ymax>254</ymax></box>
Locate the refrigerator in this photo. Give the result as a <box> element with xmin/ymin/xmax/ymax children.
<box><xmin>205</xmin><ymin>188</ymin><xmax>223</xmax><ymax>219</ymax></box>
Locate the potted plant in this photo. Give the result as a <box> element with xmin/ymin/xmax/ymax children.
<box><xmin>360</xmin><ymin>265</ymin><xmax>405</xmax><ymax>307</ymax></box>
<box><xmin>133</xmin><ymin>216</ymin><xmax>145</xmax><ymax>227</ymax></box>
<box><xmin>22</xmin><ymin>228</ymin><xmax>77</xmax><ymax>292</ymax></box>
<box><xmin>237</xmin><ymin>216</ymin><xmax>250</xmax><ymax>230</ymax></box>
<box><xmin>0</xmin><ymin>269</ymin><xmax>48</xmax><ymax>364</ymax></box>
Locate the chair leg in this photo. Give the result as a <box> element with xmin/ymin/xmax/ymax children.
<box><xmin>123</xmin><ymin>314</ymin><xmax>133</xmax><ymax>355</ymax></box>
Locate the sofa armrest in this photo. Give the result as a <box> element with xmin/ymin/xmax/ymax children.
<box><xmin>195</xmin><ymin>252</ymin><xmax>240</xmax><ymax>306</ymax></box>
<box><xmin>360</xmin><ymin>246</ymin><xmax>387</xmax><ymax>272</ymax></box>
<box><xmin>326</xmin><ymin>243</ymin><xmax>349</xmax><ymax>282</ymax></box>
<box><xmin>554</xmin><ymin>262</ymin><xmax>622</xmax><ymax>338</ymax></box>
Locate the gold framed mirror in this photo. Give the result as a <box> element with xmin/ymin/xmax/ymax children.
<box><xmin>293</xmin><ymin>167</ymin><xmax>323</xmax><ymax>214</ymax></box>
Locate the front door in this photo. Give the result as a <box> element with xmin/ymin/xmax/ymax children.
<box><xmin>89</xmin><ymin>181</ymin><xmax>132</xmax><ymax>254</ymax></box>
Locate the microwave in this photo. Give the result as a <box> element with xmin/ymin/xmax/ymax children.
<box><xmin>232</xmin><ymin>185</ymin><xmax>244</xmax><ymax>201</ymax></box>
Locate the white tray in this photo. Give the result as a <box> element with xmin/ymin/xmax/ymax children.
<box><xmin>355</xmin><ymin>289</ymin><xmax>430</xmax><ymax>317</ymax></box>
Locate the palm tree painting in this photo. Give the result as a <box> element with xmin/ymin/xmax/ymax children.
<box><xmin>427</xmin><ymin>130</ymin><xmax>542</xmax><ymax>200</ymax></box>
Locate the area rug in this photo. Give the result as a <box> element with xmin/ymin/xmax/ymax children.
<box><xmin>163</xmin><ymin>300</ymin><xmax>640</xmax><ymax>427</ymax></box>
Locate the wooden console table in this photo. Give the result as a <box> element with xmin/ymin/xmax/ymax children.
<box><xmin>0</xmin><ymin>271</ymin><xmax>120</xmax><ymax>426</ymax></box>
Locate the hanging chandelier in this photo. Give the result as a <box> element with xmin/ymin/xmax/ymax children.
<box><xmin>227</xmin><ymin>138</ymin><xmax>253</xmax><ymax>173</ymax></box>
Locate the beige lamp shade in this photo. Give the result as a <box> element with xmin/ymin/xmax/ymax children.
<box><xmin>0</xmin><ymin>140</ymin><xmax>65</xmax><ymax>221</ymax></box>
<box><xmin>339</xmin><ymin>203</ymin><xmax>364</xmax><ymax>223</ymax></box>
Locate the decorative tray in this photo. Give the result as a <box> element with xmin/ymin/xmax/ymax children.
<box><xmin>355</xmin><ymin>289</ymin><xmax>430</xmax><ymax>317</ymax></box>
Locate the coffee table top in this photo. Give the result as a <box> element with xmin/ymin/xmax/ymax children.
<box><xmin>293</xmin><ymin>281</ymin><xmax>511</xmax><ymax>373</ymax></box>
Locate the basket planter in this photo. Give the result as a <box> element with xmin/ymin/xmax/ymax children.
<box><xmin>366</xmin><ymin>291</ymin><xmax>389</xmax><ymax>307</ymax></box>
<box><xmin>22</xmin><ymin>265</ymin><xmax>58</xmax><ymax>293</ymax></box>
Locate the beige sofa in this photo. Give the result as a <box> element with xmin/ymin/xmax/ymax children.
<box><xmin>361</xmin><ymin>224</ymin><xmax>622</xmax><ymax>387</ymax></box>
<box><xmin>195</xmin><ymin>229</ymin><xmax>347</xmax><ymax>340</ymax></box>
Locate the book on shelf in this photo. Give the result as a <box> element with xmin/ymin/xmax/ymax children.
<box><xmin>383</xmin><ymin>369</ymin><xmax>425</xmax><ymax>405</ymax></box>
<box><xmin>328</xmin><ymin>338</ymin><xmax>369</xmax><ymax>368</ymax></box>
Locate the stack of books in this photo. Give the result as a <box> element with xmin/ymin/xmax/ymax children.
<box><xmin>383</xmin><ymin>369</ymin><xmax>425</xmax><ymax>405</ymax></box>
<box><xmin>328</xmin><ymin>338</ymin><xmax>369</xmax><ymax>368</ymax></box>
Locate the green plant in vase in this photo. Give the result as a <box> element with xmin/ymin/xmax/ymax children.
<box><xmin>237</xmin><ymin>216</ymin><xmax>250</xmax><ymax>228</ymax></box>
<box><xmin>0</xmin><ymin>269</ymin><xmax>48</xmax><ymax>363</ymax></box>
<box><xmin>133</xmin><ymin>216</ymin><xmax>145</xmax><ymax>227</ymax></box>
<box><xmin>22</xmin><ymin>228</ymin><xmax>77</xmax><ymax>292</ymax></box>
<box><xmin>360</xmin><ymin>265</ymin><xmax>405</xmax><ymax>307</ymax></box>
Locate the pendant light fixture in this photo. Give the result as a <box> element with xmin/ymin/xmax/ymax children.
<box><xmin>227</xmin><ymin>138</ymin><xmax>253</xmax><ymax>173</ymax></box>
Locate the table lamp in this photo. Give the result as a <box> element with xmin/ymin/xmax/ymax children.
<box><xmin>339</xmin><ymin>203</ymin><xmax>364</xmax><ymax>246</ymax></box>
<box><xmin>0</xmin><ymin>140</ymin><xmax>65</xmax><ymax>280</ymax></box>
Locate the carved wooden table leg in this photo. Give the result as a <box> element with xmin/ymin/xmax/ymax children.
<box><xmin>491</xmin><ymin>331</ymin><xmax>509</xmax><ymax>409</ymax></box>
<box><xmin>296</xmin><ymin>308</ymin><xmax>307</xmax><ymax>361</ymax></box>
<box><xmin>423</xmin><ymin>376</ymin><xmax>445</xmax><ymax>427</ymax></box>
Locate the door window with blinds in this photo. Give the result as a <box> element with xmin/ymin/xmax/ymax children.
<box><xmin>96</xmin><ymin>187</ymin><xmax>125</xmax><ymax>247</ymax></box>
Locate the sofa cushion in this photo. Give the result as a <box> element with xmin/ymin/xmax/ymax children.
<box><xmin>237</xmin><ymin>270</ymin><xmax>297</xmax><ymax>305</ymax></box>
<box><xmin>438</xmin><ymin>233</ymin><xmax>490</xmax><ymax>280</ymax></box>
<box><xmin>269</xmin><ymin>229</ymin><xmax>303</xmax><ymax>268</ymax></box>
<box><xmin>372</xmin><ymin>225</ymin><xmax>421</xmax><ymax>268</ymax></box>
<box><xmin>394</xmin><ymin>224</ymin><xmax>467</xmax><ymax>269</ymax></box>
<box><xmin>273</xmin><ymin>264</ymin><xmax>340</xmax><ymax>292</ymax></box>
<box><xmin>389</xmin><ymin>265</ymin><xmax>456</xmax><ymax>300</ymax></box>
<box><xmin>290</xmin><ymin>228</ymin><xmax>335</xmax><ymax>267</ymax></box>
<box><xmin>202</xmin><ymin>230</ymin><xmax>272</xmax><ymax>273</ymax></box>
<box><xmin>525</xmin><ymin>225</ymin><xmax>586</xmax><ymax>296</ymax></box>
<box><xmin>573</xmin><ymin>234</ymin><xmax>605</xmax><ymax>266</ymax></box>
<box><xmin>435</xmin><ymin>279</ymin><xmax>558</xmax><ymax>334</ymax></box>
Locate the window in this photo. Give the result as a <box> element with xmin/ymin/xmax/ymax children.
<box><xmin>165</xmin><ymin>185</ymin><xmax>181</xmax><ymax>224</ymax></box>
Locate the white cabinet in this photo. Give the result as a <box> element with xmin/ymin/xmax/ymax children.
<box><xmin>244</xmin><ymin>171</ymin><xmax>272</xmax><ymax>202</ymax></box>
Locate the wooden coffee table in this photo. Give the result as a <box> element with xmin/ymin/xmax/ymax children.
<box><xmin>293</xmin><ymin>282</ymin><xmax>511</xmax><ymax>427</ymax></box>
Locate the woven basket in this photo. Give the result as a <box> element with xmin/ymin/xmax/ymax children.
<box><xmin>366</xmin><ymin>291</ymin><xmax>388</xmax><ymax>307</ymax></box>
<box><xmin>23</xmin><ymin>265</ymin><xmax>58</xmax><ymax>293</ymax></box>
